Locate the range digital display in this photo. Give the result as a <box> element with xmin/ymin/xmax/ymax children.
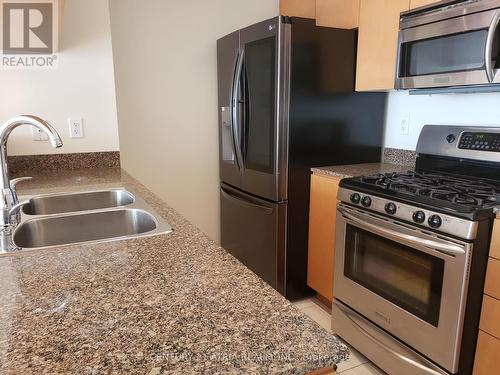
<box><xmin>459</xmin><ymin>132</ymin><xmax>500</xmax><ymax>152</ymax></box>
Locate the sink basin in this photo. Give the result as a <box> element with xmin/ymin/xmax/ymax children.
<box><xmin>22</xmin><ymin>189</ymin><xmax>135</xmax><ymax>215</ymax></box>
<box><xmin>14</xmin><ymin>208</ymin><xmax>165</xmax><ymax>249</ymax></box>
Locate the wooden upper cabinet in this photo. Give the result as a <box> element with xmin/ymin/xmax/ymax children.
<box><xmin>307</xmin><ymin>174</ymin><xmax>341</xmax><ymax>302</ymax></box>
<box><xmin>280</xmin><ymin>0</ymin><xmax>416</xmax><ymax>91</ymax></box>
<box><xmin>280</xmin><ymin>0</ymin><xmax>360</xmax><ymax>28</ymax></box>
<box><xmin>280</xmin><ymin>0</ymin><xmax>316</xmax><ymax>18</ymax></box>
<box><xmin>410</xmin><ymin>0</ymin><xmax>439</xmax><ymax>9</ymax></box>
<box><xmin>356</xmin><ymin>0</ymin><xmax>410</xmax><ymax>91</ymax></box>
<box><xmin>316</xmin><ymin>0</ymin><xmax>361</xmax><ymax>29</ymax></box>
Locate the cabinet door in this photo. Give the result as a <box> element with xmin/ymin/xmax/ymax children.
<box><xmin>316</xmin><ymin>0</ymin><xmax>360</xmax><ymax>29</ymax></box>
<box><xmin>473</xmin><ymin>331</ymin><xmax>500</xmax><ymax>375</ymax></box>
<box><xmin>307</xmin><ymin>174</ymin><xmax>340</xmax><ymax>302</ymax></box>
<box><xmin>480</xmin><ymin>295</ymin><xmax>500</xmax><ymax>340</ymax></box>
<box><xmin>280</xmin><ymin>0</ymin><xmax>316</xmax><ymax>18</ymax></box>
<box><xmin>489</xmin><ymin>219</ymin><xmax>500</xmax><ymax>260</ymax></box>
<box><xmin>485</xmin><ymin>258</ymin><xmax>500</xmax><ymax>300</ymax></box>
<box><xmin>356</xmin><ymin>0</ymin><xmax>410</xmax><ymax>91</ymax></box>
<box><xmin>410</xmin><ymin>0</ymin><xmax>438</xmax><ymax>9</ymax></box>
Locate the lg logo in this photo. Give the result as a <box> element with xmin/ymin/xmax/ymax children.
<box><xmin>2</xmin><ymin>2</ymin><xmax>53</xmax><ymax>54</ymax></box>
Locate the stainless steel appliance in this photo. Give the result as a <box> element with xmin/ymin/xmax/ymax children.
<box><xmin>332</xmin><ymin>125</ymin><xmax>500</xmax><ymax>375</ymax></box>
<box><xmin>396</xmin><ymin>0</ymin><xmax>500</xmax><ymax>91</ymax></box>
<box><xmin>217</xmin><ymin>17</ymin><xmax>387</xmax><ymax>299</ymax></box>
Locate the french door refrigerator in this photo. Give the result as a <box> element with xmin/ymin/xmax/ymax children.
<box><xmin>217</xmin><ymin>16</ymin><xmax>387</xmax><ymax>300</ymax></box>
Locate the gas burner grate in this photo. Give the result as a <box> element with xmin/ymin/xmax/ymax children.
<box><xmin>359</xmin><ymin>171</ymin><xmax>500</xmax><ymax>209</ymax></box>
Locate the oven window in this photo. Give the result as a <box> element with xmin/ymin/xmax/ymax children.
<box><xmin>345</xmin><ymin>225</ymin><xmax>445</xmax><ymax>327</ymax></box>
<box><xmin>400</xmin><ymin>29</ymin><xmax>489</xmax><ymax>77</ymax></box>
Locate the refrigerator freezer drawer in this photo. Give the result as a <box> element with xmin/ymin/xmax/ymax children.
<box><xmin>220</xmin><ymin>183</ymin><xmax>286</xmax><ymax>294</ymax></box>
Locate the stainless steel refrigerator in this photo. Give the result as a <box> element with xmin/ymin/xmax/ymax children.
<box><xmin>217</xmin><ymin>16</ymin><xmax>387</xmax><ymax>300</ymax></box>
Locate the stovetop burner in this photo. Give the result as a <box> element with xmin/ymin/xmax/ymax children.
<box><xmin>338</xmin><ymin>126</ymin><xmax>500</xmax><ymax>219</ymax></box>
<box><xmin>350</xmin><ymin>170</ymin><xmax>500</xmax><ymax>211</ymax></box>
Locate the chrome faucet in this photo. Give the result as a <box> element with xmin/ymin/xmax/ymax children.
<box><xmin>0</xmin><ymin>115</ymin><xmax>63</xmax><ymax>253</ymax></box>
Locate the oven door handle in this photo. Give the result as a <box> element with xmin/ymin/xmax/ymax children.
<box><xmin>339</xmin><ymin>208</ymin><xmax>465</xmax><ymax>256</ymax></box>
<box><xmin>485</xmin><ymin>10</ymin><xmax>500</xmax><ymax>82</ymax></box>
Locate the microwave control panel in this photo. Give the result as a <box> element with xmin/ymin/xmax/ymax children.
<box><xmin>458</xmin><ymin>132</ymin><xmax>500</xmax><ymax>152</ymax></box>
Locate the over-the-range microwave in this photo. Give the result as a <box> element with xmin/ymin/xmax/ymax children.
<box><xmin>396</xmin><ymin>0</ymin><xmax>500</xmax><ymax>91</ymax></box>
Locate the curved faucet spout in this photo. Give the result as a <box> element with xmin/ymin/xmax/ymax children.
<box><xmin>0</xmin><ymin>115</ymin><xmax>63</xmax><ymax>190</ymax></box>
<box><xmin>0</xmin><ymin>115</ymin><xmax>63</xmax><ymax>149</ymax></box>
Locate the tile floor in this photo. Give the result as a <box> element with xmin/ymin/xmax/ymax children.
<box><xmin>293</xmin><ymin>298</ymin><xmax>386</xmax><ymax>375</ymax></box>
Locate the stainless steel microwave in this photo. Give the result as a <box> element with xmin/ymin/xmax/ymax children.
<box><xmin>396</xmin><ymin>0</ymin><xmax>500</xmax><ymax>90</ymax></box>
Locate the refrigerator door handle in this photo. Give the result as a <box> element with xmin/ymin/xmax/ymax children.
<box><xmin>231</xmin><ymin>49</ymin><xmax>245</xmax><ymax>171</ymax></box>
<box><xmin>221</xmin><ymin>187</ymin><xmax>274</xmax><ymax>215</ymax></box>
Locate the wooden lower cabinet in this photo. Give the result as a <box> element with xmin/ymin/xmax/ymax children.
<box><xmin>474</xmin><ymin>218</ymin><xmax>500</xmax><ymax>373</ymax></box>
<box><xmin>474</xmin><ymin>331</ymin><xmax>500</xmax><ymax>374</ymax></box>
<box><xmin>488</xmin><ymin>219</ymin><xmax>500</xmax><ymax>260</ymax></box>
<box><xmin>479</xmin><ymin>295</ymin><xmax>500</xmax><ymax>340</ymax></box>
<box><xmin>484</xmin><ymin>257</ymin><xmax>500</xmax><ymax>300</ymax></box>
<box><xmin>307</xmin><ymin>173</ymin><xmax>341</xmax><ymax>302</ymax></box>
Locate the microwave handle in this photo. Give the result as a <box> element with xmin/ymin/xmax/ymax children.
<box><xmin>339</xmin><ymin>207</ymin><xmax>466</xmax><ymax>256</ymax></box>
<box><xmin>485</xmin><ymin>10</ymin><xmax>500</xmax><ymax>82</ymax></box>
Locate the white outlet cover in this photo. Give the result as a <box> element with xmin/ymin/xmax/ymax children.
<box><xmin>400</xmin><ymin>115</ymin><xmax>410</xmax><ymax>136</ymax></box>
<box><xmin>68</xmin><ymin>118</ymin><xmax>84</xmax><ymax>138</ymax></box>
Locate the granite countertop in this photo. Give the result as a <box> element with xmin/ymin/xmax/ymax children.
<box><xmin>311</xmin><ymin>163</ymin><xmax>414</xmax><ymax>179</ymax></box>
<box><xmin>0</xmin><ymin>168</ymin><xmax>348</xmax><ymax>375</ymax></box>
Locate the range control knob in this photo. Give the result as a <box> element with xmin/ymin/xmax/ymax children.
<box><xmin>385</xmin><ymin>203</ymin><xmax>397</xmax><ymax>215</ymax></box>
<box><xmin>446</xmin><ymin>134</ymin><xmax>456</xmax><ymax>144</ymax></box>
<box><xmin>350</xmin><ymin>193</ymin><xmax>361</xmax><ymax>204</ymax></box>
<box><xmin>361</xmin><ymin>196</ymin><xmax>372</xmax><ymax>208</ymax></box>
<box><xmin>413</xmin><ymin>211</ymin><xmax>426</xmax><ymax>224</ymax></box>
<box><xmin>428</xmin><ymin>215</ymin><xmax>442</xmax><ymax>229</ymax></box>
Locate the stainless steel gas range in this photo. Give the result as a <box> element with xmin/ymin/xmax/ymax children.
<box><xmin>332</xmin><ymin>125</ymin><xmax>500</xmax><ymax>375</ymax></box>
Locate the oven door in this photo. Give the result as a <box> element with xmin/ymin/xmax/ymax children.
<box><xmin>396</xmin><ymin>8</ymin><xmax>500</xmax><ymax>89</ymax></box>
<box><xmin>334</xmin><ymin>204</ymin><xmax>473</xmax><ymax>373</ymax></box>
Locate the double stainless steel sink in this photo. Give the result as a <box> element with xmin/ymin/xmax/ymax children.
<box><xmin>10</xmin><ymin>189</ymin><xmax>172</xmax><ymax>252</ymax></box>
<box><xmin>21</xmin><ymin>189</ymin><xmax>136</xmax><ymax>216</ymax></box>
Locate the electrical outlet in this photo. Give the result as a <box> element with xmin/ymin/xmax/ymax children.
<box><xmin>400</xmin><ymin>115</ymin><xmax>410</xmax><ymax>136</ymax></box>
<box><xmin>69</xmin><ymin>118</ymin><xmax>84</xmax><ymax>138</ymax></box>
<box><xmin>32</xmin><ymin>126</ymin><xmax>49</xmax><ymax>141</ymax></box>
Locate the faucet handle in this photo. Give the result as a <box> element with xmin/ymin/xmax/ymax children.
<box><xmin>10</xmin><ymin>176</ymin><xmax>32</xmax><ymax>191</ymax></box>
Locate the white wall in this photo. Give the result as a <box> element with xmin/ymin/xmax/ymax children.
<box><xmin>109</xmin><ymin>0</ymin><xmax>279</xmax><ymax>242</ymax></box>
<box><xmin>384</xmin><ymin>91</ymin><xmax>500</xmax><ymax>150</ymax></box>
<box><xmin>1</xmin><ymin>0</ymin><xmax>119</xmax><ymax>156</ymax></box>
